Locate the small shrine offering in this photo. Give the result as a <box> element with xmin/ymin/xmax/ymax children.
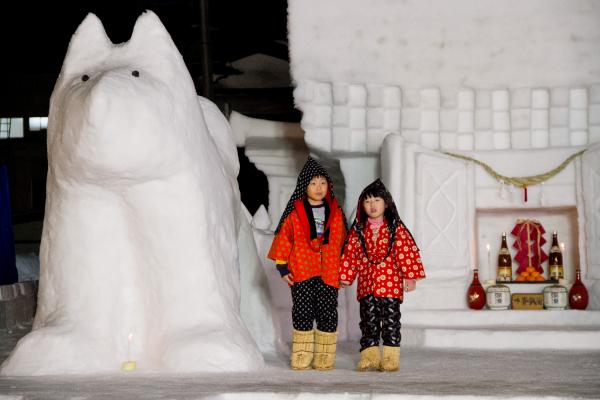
<box><xmin>511</xmin><ymin>219</ymin><xmax>548</xmax><ymax>282</ymax></box>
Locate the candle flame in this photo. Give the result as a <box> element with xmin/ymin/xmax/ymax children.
<box><xmin>128</xmin><ymin>333</ymin><xmax>133</xmax><ymax>342</ymax></box>
<box><xmin>486</xmin><ymin>243</ymin><xmax>490</xmax><ymax>252</ymax></box>
<box><xmin>560</xmin><ymin>242</ymin><xmax>565</xmax><ymax>252</ymax></box>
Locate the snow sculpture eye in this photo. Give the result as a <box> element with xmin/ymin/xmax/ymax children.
<box><xmin>132</xmin><ymin>70</ymin><xmax>140</xmax><ymax>77</ymax></box>
<box><xmin>81</xmin><ymin>74</ymin><xmax>90</xmax><ymax>82</ymax></box>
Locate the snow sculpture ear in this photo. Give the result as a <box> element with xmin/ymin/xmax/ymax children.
<box><xmin>61</xmin><ymin>13</ymin><xmax>112</xmax><ymax>78</ymax></box>
<box><xmin>128</xmin><ymin>11</ymin><xmax>188</xmax><ymax>74</ymax></box>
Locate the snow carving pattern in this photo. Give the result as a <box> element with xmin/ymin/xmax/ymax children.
<box><xmin>582</xmin><ymin>144</ymin><xmax>600</xmax><ymax>279</ymax></box>
<box><xmin>416</xmin><ymin>153</ymin><xmax>470</xmax><ymax>278</ymax></box>
<box><xmin>295</xmin><ymin>80</ymin><xmax>599</xmax><ymax>156</ymax></box>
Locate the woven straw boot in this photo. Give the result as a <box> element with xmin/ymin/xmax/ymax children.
<box><xmin>379</xmin><ymin>345</ymin><xmax>400</xmax><ymax>372</ymax></box>
<box><xmin>290</xmin><ymin>329</ymin><xmax>314</xmax><ymax>370</ymax></box>
<box><xmin>356</xmin><ymin>346</ymin><xmax>381</xmax><ymax>371</ymax></box>
<box><xmin>312</xmin><ymin>330</ymin><xmax>337</xmax><ymax>371</ymax></box>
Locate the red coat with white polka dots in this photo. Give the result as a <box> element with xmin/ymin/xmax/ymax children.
<box><xmin>268</xmin><ymin>198</ymin><xmax>346</xmax><ymax>288</ymax></box>
<box><xmin>339</xmin><ymin>221</ymin><xmax>425</xmax><ymax>301</ymax></box>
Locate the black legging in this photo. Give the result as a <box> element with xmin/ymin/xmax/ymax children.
<box><xmin>359</xmin><ymin>295</ymin><xmax>401</xmax><ymax>351</ymax></box>
<box><xmin>291</xmin><ymin>276</ymin><xmax>338</xmax><ymax>332</ymax></box>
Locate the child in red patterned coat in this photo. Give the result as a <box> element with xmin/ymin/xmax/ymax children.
<box><xmin>340</xmin><ymin>179</ymin><xmax>425</xmax><ymax>372</ymax></box>
<box><xmin>268</xmin><ymin>156</ymin><xmax>346</xmax><ymax>371</ymax></box>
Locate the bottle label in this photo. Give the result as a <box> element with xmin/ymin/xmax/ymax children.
<box><xmin>497</xmin><ymin>266</ymin><xmax>512</xmax><ymax>280</ymax></box>
<box><xmin>549</xmin><ymin>264</ymin><xmax>564</xmax><ymax>280</ymax></box>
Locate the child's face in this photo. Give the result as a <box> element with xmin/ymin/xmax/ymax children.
<box><xmin>306</xmin><ymin>176</ymin><xmax>328</xmax><ymax>204</ymax></box>
<box><xmin>363</xmin><ymin>196</ymin><xmax>385</xmax><ymax>219</ymax></box>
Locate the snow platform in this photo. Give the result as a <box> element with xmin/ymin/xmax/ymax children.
<box><xmin>402</xmin><ymin>309</ymin><xmax>600</xmax><ymax>350</ymax></box>
<box><xmin>1</xmin><ymin>325</ymin><xmax>600</xmax><ymax>399</ymax></box>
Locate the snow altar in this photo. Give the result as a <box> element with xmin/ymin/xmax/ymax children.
<box><xmin>233</xmin><ymin>0</ymin><xmax>600</xmax><ymax>349</ymax></box>
<box><xmin>1</xmin><ymin>11</ymin><xmax>270</xmax><ymax>375</ymax></box>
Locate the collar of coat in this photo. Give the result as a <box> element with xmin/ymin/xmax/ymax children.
<box><xmin>293</xmin><ymin>194</ymin><xmax>340</xmax><ymax>246</ymax></box>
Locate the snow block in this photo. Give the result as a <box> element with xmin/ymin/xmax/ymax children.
<box><xmin>551</xmin><ymin>87</ymin><xmax>569</xmax><ymax>107</ymax></box>
<box><xmin>456</xmin><ymin>133</ymin><xmax>474</xmax><ymax>150</ymax></box>
<box><xmin>457</xmin><ymin>111</ymin><xmax>474</xmax><ymax>133</ymax></box>
<box><xmin>458</xmin><ymin>89</ymin><xmax>475</xmax><ymax>110</ymax></box>
<box><xmin>348</xmin><ymin>84</ymin><xmax>367</xmax><ymax>107</ymax></box>
<box><xmin>475</xmin><ymin>90</ymin><xmax>491</xmax><ymax>109</ymax></box>
<box><xmin>401</xmin><ymin>108</ymin><xmax>420</xmax><ymax>130</ymax></box>
<box><xmin>440</xmin><ymin>109</ymin><xmax>458</xmax><ymax>131</ymax></box>
<box><xmin>549</xmin><ymin>127</ymin><xmax>570</xmax><ymax>147</ymax></box>
<box><xmin>588</xmin><ymin>104</ymin><xmax>600</xmax><ymax>126</ymax></box>
<box><xmin>530</xmin><ymin>109</ymin><xmax>549</xmax><ymax>130</ymax></box>
<box><xmin>366</xmin><ymin>107</ymin><xmax>383</xmax><ymax>128</ymax></box>
<box><xmin>475</xmin><ymin>109</ymin><xmax>492</xmax><ymax>130</ymax></box>
<box><xmin>383</xmin><ymin>109</ymin><xmax>401</xmax><ymax>131</ymax></box>
<box><xmin>531</xmin><ymin>130</ymin><xmax>549</xmax><ymax>148</ymax></box>
<box><xmin>511</xmin><ymin>87</ymin><xmax>531</xmax><ymax>109</ymax></box>
<box><xmin>569</xmin><ymin>109</ymin><xmax>588</xmax><ymax>130</ymax></box>
<box><xmin>532</xmin><ymin>88</ymin><xmax>550</xmax><ymax>109</ymax></box>
<box><xmin>550</xmin><ymin>107</ymin><xmax>569</xmax><ymax>127</ymax></box>
<box><xmin>510</xmin><ymin>109</ymin><xmax>530</xmax><ymax>130</ymax></box>
<box><xmin>493</xmin><ymin>111</ymin><xmax>510</xmax><ymax>131</ymax></box>
<box><xmin>440</xmin><ymin>132</ymin><xmax>457</xmax><ymax>150</ymax></box>
<box><xmin>383</xmin><ymin>86</ymin><xmax>402</xmax><ymax>108</ymax></box>
<box><xmin>420</xmin><ymin>132</ymin><xmax>440</xmax><ymax>150</ymax></box>
<box><xmin>492</xmin><ymin>90</ymin><xmax>510</xmax><ymax>111</ymax></box>
<box><xmin>420</xmin><ymin>110</ymin><xmax>440</xmax><ymax>132</ymax></box>
<box><xmin>313</xmin><ymin>82</ymin><xmax>333</xmax><ymax>105</ymax></box>
<box><xmin>421</xmin><ymin>88</ymin><xmax>440</xmax><ymax>109</ymax></box>
<box><xmin>493</xmin><ymin>131</ymin><xmax>511</xmax><ymax>149</ymax></box>
<box><xmin>570</xmin><ymin>88</ymin><xmax>588</xmax><ymax>109</ymax></box>
<box><xmin>332</xmin><ymin>83</ymin><xmax>348</xmax><ymax>105</ymax></box>
<box><xmin>570</xmin><ymin>130</ymin><xmax>588</xmax><ymax>146</ymax></box>
<box><xmin>474</xmin><ymin>130</ymin><xmax>494</xmax><ymax>150</ymax></box>
<box><xmin>332</xmin><ymin>105</ymin><xmax>349</xmax><ymax>127</ymax></box>
<box><xmin>511</xmin><ymin>129</ymin><xmax>531</xmax><ymax>149</ymax></box>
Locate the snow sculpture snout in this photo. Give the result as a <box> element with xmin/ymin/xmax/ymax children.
<box><xmin>1</xmin><ymin>11</ymin><xmax>263</xmax><ymax>375</ymax></box>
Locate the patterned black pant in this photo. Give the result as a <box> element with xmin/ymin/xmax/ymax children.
<box><xmin>359</xmin><ymin>295</ymin><xmax>401</xmax><ymax>351</ymax></box>
<box><xmin>291</xmin><ymin>276</ymin><xmax>338</xmax><ymax>332</ymax></box>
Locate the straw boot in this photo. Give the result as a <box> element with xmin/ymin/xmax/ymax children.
<box><xmin>356</xmin><ymin>346</ymin><xmax>381</xmax><ymax>371</ymax></box>
<box><xmin>290</xmin><ymin>329</ymin><xmax>314</xmax><ymax>370</ymax></box>
<box><xmin>312</xmin><ymin>330</ymin><xmax>337</xmax><ymax>370</ymax></box>
<box><xmin>379</xmin><ymin>346</ymin><xmax>400</xmax><ymax>372</ymax></box>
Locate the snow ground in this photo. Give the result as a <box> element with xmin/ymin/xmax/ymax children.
<box><xmin>1</xmin><ymin>325</ymin><xmax>599</xmax><ymax>399</ymax></box>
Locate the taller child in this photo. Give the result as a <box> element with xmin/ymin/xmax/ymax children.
<box><xmin>268</xmin><ymin>157</ymin><xmax>347</xmax><ymax>370</ymax></box>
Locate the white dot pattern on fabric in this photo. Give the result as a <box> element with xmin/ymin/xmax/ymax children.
<box><xmin>291</xmin><ymin>277</ymin><xmax>338</xmax><ymax>332</ymax></box>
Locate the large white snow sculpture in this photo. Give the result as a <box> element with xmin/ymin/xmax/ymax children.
<box><xmin>1</xmin><ymin>11</ymin><xmax>263</xmax><ymax>375</ymax></box>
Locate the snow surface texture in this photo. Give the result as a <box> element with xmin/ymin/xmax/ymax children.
<box><xmin>288</xmin><ymin>0</ymin><xmax>600</xmax><ymax>88</ymax></box>
<box><xmin>0</xmin><ymin>11</ymin><xmax>264</xmax><ymax>375</ymax></box>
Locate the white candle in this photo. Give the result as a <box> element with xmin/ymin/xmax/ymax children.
<box><xmin>560</xmin><ymin>242</ymin><xmax>565</xmax><ymax>253</ymax></box>
<box><xmin>127</xmin><ymin>333</ymin><xmax>133</xmax><ymax>361</ymax></box>
<box><xmin>486</xmin><ymin>243</ymin><xmax>491</xmax><ymax>276</ymax></box>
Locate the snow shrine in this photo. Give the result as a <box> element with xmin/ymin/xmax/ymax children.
<box><xmin>233</xmin><ymin>0</ymin><xmax>600</xmax><ymax>349</ymax></box>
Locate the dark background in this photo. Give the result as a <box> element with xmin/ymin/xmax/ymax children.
<box><xmin>0</xmin><ymin>0</ymin><xmax>295</xmax><ymax>237</ymax></box>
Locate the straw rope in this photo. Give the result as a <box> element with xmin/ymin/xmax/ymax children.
<box><xmin>443</xmin><ymin>149</ymin><xmax>586</xmax><ymax>189</ymax></box>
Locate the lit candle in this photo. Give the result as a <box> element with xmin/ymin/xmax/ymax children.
<box><xmin>560</xmin><ymin>242</ymin><xmax>565</xmax><ymax>253</ymax></box>
<box><xmin>486</xmin><ymin>243</ymin><xmax>491</xmax><ymax>276</ymax></box>
<box><xmin>127</xmin><ymin>333</ymin><xmax>133</xmax><ymax>361</ymax></box>
<box><xmin>121</xmin><ymin>333</ymin><xmax>137</xmax><ymax>371</ymax></box>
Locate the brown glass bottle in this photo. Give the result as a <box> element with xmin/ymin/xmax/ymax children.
<box><xmin>497</xmin><ymin>233</ymin><xmax>512</xmax><ymax>282</ymax></box>
<box><xmin>548</xmin><ymin>230</ymin><xmax>564</xmax><ymax>281</ymax></box>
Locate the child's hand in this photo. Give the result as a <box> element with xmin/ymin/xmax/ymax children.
<box><xmin>340</xmin><ymin>280</ymin><xmax>351</xmax><ymax>288</ymax></box>
<box><xmin>404</xmin><ymin>279</ymin><xmax>416</xmax><ymax>292</ymax></box>
<box><xmin>282</xmin><ymin>274</ymin><xmax>294</xmax><ymax>286</ymax></box>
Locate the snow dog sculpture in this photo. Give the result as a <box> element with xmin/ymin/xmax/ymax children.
<box><xmin>1</xmin><ymin>11</ymin><xmax>263</xmax><ymax>375</ymax></box>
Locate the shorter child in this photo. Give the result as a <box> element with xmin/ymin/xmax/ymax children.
<box><xmin>268</xmin><ymin>156</ymin><xmax>346</xmax><ymax>370</ymax></box>
<box><xmin>340</xmin><ymin>179</ymin><xmax>425</xmax><ymax>372</ymax></box>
